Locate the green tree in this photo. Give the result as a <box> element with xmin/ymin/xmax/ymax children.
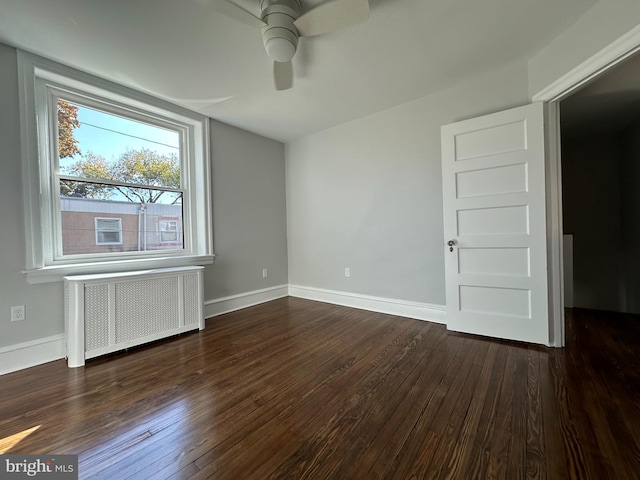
<box><xmin>57</xmin><ymin>100</ymin><xmax>82</xmax><ymax>159</ymax></box>
<box><xmin>60</xmin><ymin>153</ymin><xmax>113</xmax><ymax>200</ymax></box>
<box><xmin>61</xmin><ymin>148</ymin><xmax>181</xmax><ymax>204</ymax></box>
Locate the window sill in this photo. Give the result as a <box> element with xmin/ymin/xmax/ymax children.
<box><xmin>24</xmin><ymin>254</ymin><xmax>215</xmax><ymax>284</ymax></box>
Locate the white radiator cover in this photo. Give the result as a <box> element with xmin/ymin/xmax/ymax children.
<box><xmin>64</xmin><ymin>266</ymin><xmax>204</xmax><ymax>367</ymax></box>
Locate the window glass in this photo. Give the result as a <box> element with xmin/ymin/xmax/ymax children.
<box><xmin>159</xmin><ymin>220</ymin><xmax>179</xmax><ymax>243</ymax></box>
<box><xmin>56</xmin><ymin>100</ymin><xmax>184</xmax><ymax>258</ymax></box>
<box><xmin>95</xmin><ymin>218</ymin><xmax>122</xmax><ymax>245</ymax></box>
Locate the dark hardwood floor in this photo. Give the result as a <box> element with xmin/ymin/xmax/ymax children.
<box><xmin>1</xmin><ymin>298</ymin><xmax>639</xmax><ymax>479</ymax></box>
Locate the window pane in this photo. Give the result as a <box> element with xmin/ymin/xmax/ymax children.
<box><xmin>96</xmin><ymin>218</ymin><xmax>120</xmax><ymax>231</ymax></box>
<box><xmin>95</xmin><ymin>217</ymin><xmax>122</xmax><ymax>245</ymax></box>
<box><xmin>159</xmin><ymin>220</ymin><xmax>179</xmax><ymax>243</ymax></box>
<box><xmin>61</xmin><ymin>182</ymin><xmax>184</xmax><ymax>256</ymax></box>
<box><xmin>95</xmin><ymin>218</ymin><xmax>121</xmax><ymax>245</ymax></box>
<box><xmin>57</xmin><ymin>100</ymin><xmax>181</xmax><ymax>189</ymax></box>
<box><xmin>99</xmin><ymin>231</ymin><xmax>120</xmax><ymax>244</ymax></box>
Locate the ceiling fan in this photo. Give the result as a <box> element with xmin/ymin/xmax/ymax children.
<box><xmin>216</xmin><ymin>0</ymin><xmax>370</xmax><ymax>90</ymax></box>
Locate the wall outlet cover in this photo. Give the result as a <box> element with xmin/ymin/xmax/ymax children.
<box><xmin>11</xmin><ymin>305</ymin><xmax>26</xmax><ymax>322</ymax></box>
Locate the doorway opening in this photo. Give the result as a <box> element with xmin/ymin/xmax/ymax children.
<box><xmin>534</xmin><ymin>25</ymin><xmax>640</xmax><ymax>346</ymax></box>
<box><xmin>560</xmin><ymin>54</ymin><xmax>640</xmax><ymax>315</ymax></box>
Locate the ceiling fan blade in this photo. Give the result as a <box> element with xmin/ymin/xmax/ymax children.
<box><xmin>214</xmin><ymin>0</ymin><xmax>265</xmax><ymax>28</ymax></box>
<box><xmin>274</xmin><ymin>61</ymin><xmax>293</xmax><ymax>90</ymax></box>
<box><xmin>294</xmin><ymin>0</ymin><xmax>369</xmax><ymax>37</ymax></box>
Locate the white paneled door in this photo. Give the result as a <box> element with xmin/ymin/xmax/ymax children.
<box><xmin>441</xmin><ymin>103</ymin><xmax>550</xmax><ymax>345</ymax></box>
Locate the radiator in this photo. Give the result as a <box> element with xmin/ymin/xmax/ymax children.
<box><xmin>64</xmin><ymin>266</ymin><xmax>204</xmax><ymax>367</ymax></box>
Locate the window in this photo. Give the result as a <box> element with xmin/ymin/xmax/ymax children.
<box><xmin>159</xmin><ymin>220</ymin><xmax>180</xmax><ymax>243</ymax></box>
<box><xmin>19</xmin><ymin>52</ymin><xmax>213</xmax><ymax>283</ymax></box>
<box><xmin>56</xmin><ymin>98</ymin><xmax>184</xmax><ymax>256</ymax></box>
<box><xmin>95</xmin><ymin>218</ymin><xmax>122</xmax><ymax>245</ymax></box>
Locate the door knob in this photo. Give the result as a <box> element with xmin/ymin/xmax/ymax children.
<box><xmin>447</xmin><ymin>240</ymin><xmax>456</xmax><ymax>246</ymax></box>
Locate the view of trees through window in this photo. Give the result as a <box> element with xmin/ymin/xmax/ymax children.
<box><xmin>57</xmin><ymin>100</ymin><xmax>184</xmax><ymax>256</ymax></box>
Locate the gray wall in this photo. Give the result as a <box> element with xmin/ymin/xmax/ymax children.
<box><xmin>561</xmin><ymin>134</ymin><xmax>624</xmax><ymax>311</ymax></box>
<box><xmin>286</xmin><ymin>61</ymin><xmax>530</xmax><ymax>305</ymax></box>
<box><xmin>0</xmin><ymin>44</ymin><xmax>65</xmax><ymax>349</ymax></box>
<box><xmin>620</xmin><ymin>117</ymin><xmax>640</xmax><ymax>313</ymax></box>
<box><xmin>562</xmin><ymin>121</ymin><xmax>640</xmax><ymax>314</ymax></box>
<box><xmin>0</xmin><ymin>42</ymin><xmax>288</xmax><ymax>350</ymax></box>
<box><xmin>206</xmin><ymin>120</ymin><xmax>288</xmax><ymax>299</ymax></box>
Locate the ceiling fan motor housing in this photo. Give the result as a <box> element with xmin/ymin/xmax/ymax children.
<box><xmin>260</xmin><ymin>0</ymin><xmax>302</xmax><ymax>62</ymax></box>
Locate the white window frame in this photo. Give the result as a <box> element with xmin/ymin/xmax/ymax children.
<box><xmin>95</xmin><ymin>218</ymin><xmax>123</xmax><ymax>245</ymax></box>
<box><xmin>18</xmin><ymin>51</ymin><xmax>214</xmax><ymax>284</ymax></box>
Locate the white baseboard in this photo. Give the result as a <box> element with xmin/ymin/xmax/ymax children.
<box><xmin>288</xmin><ymin>285</ymin><xmax>447</xmax><ymax>324</ymax></box>
<box><xmin>0</xmin><ymin>334</ymin><xmax>65</xmax><ymax>376</ymax></box>
<box><xmin>204</xmin><ymin>284</ymin><xmax>289</xmax><ymax>319</ymax></box>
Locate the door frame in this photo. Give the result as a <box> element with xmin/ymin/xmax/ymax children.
<box><xmin>533</xmin><ymin>24</ymin><xmax>640</xmax><ymax>347</ymax></box>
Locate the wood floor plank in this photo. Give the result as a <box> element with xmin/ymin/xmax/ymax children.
<box><xmin>524</xmin><ymin>347</ymin><xmax>547</xmax><ymax>480</ymax></box>
<box><xmin>1</xmin><ymin>299</ymin><xmax>640</xmax><ymax>479</ymax></box>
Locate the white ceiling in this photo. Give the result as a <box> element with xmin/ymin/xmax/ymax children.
<box><xmin>0</xmin><ymin>0</ymin><xmax>596</xmax><ymax>142</ymax></box>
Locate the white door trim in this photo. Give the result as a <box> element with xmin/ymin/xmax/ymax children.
<box><xmin>534</xmin><ymin>23</ymin><xmax>640</xmax><ymax>347</ymax></box>
<box><xmin>533</xmin><ymin>24</ymin><xmax>640</xmax><ymax>103</ymax></box>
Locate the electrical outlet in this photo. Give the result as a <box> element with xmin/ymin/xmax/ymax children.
<box><xmin>262</xmin><ymin>268</ymin><xmax>268</xmax><ymax>278</ymax></box>
<box><xmin>345</xmin><ymin>267</ymin><xmax>350</xmax><ymax>278</ymax></box>
<box><xmin>11</xmin><ymin>305</ymin><xmax>26</xmax><ymax>322</ymax></box>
